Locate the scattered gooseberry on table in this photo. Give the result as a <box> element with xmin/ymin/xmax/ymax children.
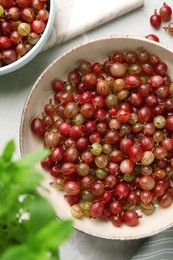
<box><xmin>163</xmin><ymin>22</ymin><xmax>173</xmax><ymax>35</ymax></box>
<box><xmin>150</xmin><ymin>9</ymin><xmax>162</xmax><ymax>29</ymax></box>
<box><xmin>145</xmin><ymin>34</ymin><xmax>160</xmax><ymax>42</ymax></box>
<box><xmin>31</xmin><ymin>48</ymin><xmax>173</xmax><ymax>229</ymax></box>
<box><xmin>159</xmin><ymin>2</ymin><xmax>172</xmax><ymax>21</ymax></box>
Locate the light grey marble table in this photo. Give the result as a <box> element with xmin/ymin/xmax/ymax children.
<box><xmin>1</xmin><ymin>1</ymin><xmax>173</xmax><ymax>259</ymax></box>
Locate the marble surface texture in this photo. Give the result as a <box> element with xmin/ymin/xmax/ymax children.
<box><xmin>1</xmin><ymin>0</ymin><xmax>173</xmax><ymax>259</ymax></box>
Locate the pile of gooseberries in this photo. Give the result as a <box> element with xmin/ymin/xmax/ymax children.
<box><xmin>0</xmin><ymin>0</ymin><xmax>49</xmax><ymax>67</ymax></box>
<box><xmin>31</xmin><ymin>48</ymin><xmax>173</xmax><ymax>228</ymax></box>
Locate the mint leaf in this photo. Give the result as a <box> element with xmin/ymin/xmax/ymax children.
<box><xmin>34</xmin><ymin>219</ymin><xmax>73</xmax><ymax>250</ymax></box>
<box><xmin>24</xmin><ymin>195</ymin><xmax>56</xmax><ymax>233</ymax></box>
<box><xmin>0</xmin><ymin>244</ymin><xmax>54</xmax><ymax>260</ymax></box>
<box><xmin>10</xmin><ymin>166</ymin><xmax>43</xmax><ymax>193</ymax></box>
<box><xmin>0</xmin><ymin>245</ymin><xmax>34</xmax><ymax>260</ymax></box>
<box><xmin>3</xmin><ymin>149</ymin><xmax>50</xmax><ymax>196</ymax></box>
<box><xmin>0</xmin><ymin>140</ymin><xmax>73</xmax><ymax>259</ymax></box>
<box><xmin>24</xmin><ymin>194</ymin><xmax>73</xmax><ymax>252</ymax></box>
<box><xmin>13</xmin><ymin>149</ymin><xmax>50</xmax><ymax>168</ymax></box>
<box><xmin>1</xmin><ymin>140</ymin><xmax>15</xmax><ymax>163</ymax></box>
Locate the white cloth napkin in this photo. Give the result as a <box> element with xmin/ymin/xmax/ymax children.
<box><xmin>44</xmin><ymin>0</ymin><xmax>144</xmax><ymax>50</ymax></box>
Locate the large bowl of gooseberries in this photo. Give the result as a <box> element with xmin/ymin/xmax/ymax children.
<box><xmin>20</xmin><ymin>35</ymin><xmax>173</xmax><ymax>240</ymax></box>
<box><xmin>0</xmin><ymin>0</ymin><xmax>55</xmax><ymax>75</ymax></box>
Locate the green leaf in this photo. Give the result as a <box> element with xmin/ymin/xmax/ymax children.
<box><xmin>10</xmin><ymin>221</ymin><xmax>28</xmax><ymax>244</ymax></box>
<box><xmin>24</xmin><ymin>195</ymin><xmax>58</xmax><ymax>233</ymax></box>
<box><xmin>0</xmin><ymin>244</ymin><xmax>32</xmax><ymax>260</ymax></box>
<box><xmin>24</xmin><ymin>195</ymin><xmax>73</xmax><ymax>251</ymax></box>
<box><xmin>0</xmin><ymin>244</ymin><xmax>50</xmax><ymax>260</ymax></box>
<box><xmin>33</xmin><ymin>219</ymin><xmax>73</xmax><ymax>250</ymax></box>
<box><xmin>3</xmin><ymin>149</ymin><xmax>50</xmax><ymax>195</ymax></box>
<box><xmin>13</xmin><ymin>149</ymin><xmax>50</xmax><ymax>168</ymax></box>
<box><xmin>0</xmin><ymin>140</ymin><xmax>72</xmax><ymax>259</ymax></box>
<box><xmin>12</xmin><ymin>167</ymin><xmax>43</xmax><ymax>192</ymax></box>
<box><xmin>1</xmin><ymin>140</ymin><xmax>15</xmax><ymax>163</ymax></box>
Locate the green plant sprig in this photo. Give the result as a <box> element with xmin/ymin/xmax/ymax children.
<box><xmin>0</xmin><ymin>140</ymin><xmax>73</xmax><ymax>260</ymax></box>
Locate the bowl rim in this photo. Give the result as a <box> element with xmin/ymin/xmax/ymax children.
<box><xmin>20</xmin><ymin>35</ymin><xmax>173</xmax><ymax>240</ymax></box>
<box><xmin>0</xmin><ymin>0</ymin><xmax>56</xmax><ymax>76</ymax></box>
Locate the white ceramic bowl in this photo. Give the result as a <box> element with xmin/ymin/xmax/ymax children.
<box><xmin>20</xmin><ymin>36</ymin><xmax>173</xmax><ymax>240</ymax></box>
<box><xmin>0</xmin><ymin>0</ymin><xmax>55</xmax><ymax>76</ymax></box>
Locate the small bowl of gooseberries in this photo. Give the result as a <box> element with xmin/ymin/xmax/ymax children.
<box><xmin>20</xmin><ymin>35</ymin><xmax>173</xmax><ymax>240</ymax></box>
<box><xmin>0</xmin><ymin>0</ymin><xmax>55</xmax><ymax>75</ymax></box>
